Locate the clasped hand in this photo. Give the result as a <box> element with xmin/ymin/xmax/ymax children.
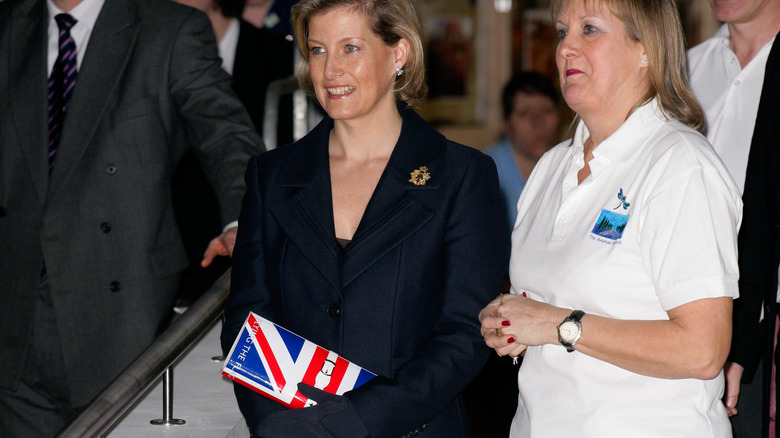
<box><xmin>479</xmin><ymin>293</ymin><xmax>570</xmax><ymax>358</ymax></box>
<box><xmin>256</xmin><ymin>383</ymin><xmax>368</xmax><ymax>438</ymax></box>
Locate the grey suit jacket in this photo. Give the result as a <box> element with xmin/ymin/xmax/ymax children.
<box><xmin>0</xmin><ymin>0</ymin><xmax>262</xmax><ymax>405</ymax></box>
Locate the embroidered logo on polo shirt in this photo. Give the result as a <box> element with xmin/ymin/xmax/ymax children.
<box><xmin>590</xmin><ymin>188</ymin><xmax>630</xmax><ymax>243</ymax></box>
<box><xmin>591</xmin><ymin>209</ymin><xmax>629</xmax><ymax>241</ymax></box>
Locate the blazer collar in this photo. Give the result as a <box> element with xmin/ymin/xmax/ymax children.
<box><xmin>275</xmin><ymin>104</ymin><xmax>446</xmax><ymax>189</ymax></box>
<box><xmin>271</xmin><ymin>104</ymin><xmax>446</xmax><ymax>291</ymax></box>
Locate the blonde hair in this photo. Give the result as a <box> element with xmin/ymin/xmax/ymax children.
<box><xmin>550</xmin><ymin>0</ymin><xmax>705</xmax><ymax>131</ymax></box>
<box><xmin>291</xmin><ymin>0</ymin><xmax>427</xmax><ymax>107</ymax></box>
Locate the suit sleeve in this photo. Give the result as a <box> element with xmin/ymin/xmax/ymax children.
<box><xmin>346</xmin><ymin>152</ymin><xmax>508</xmax><ymax>436</ymax></box>
<box><xmin>168</xmin><ymin>9</ymin><xmax>264</xmax><ymax>227</ymax></box>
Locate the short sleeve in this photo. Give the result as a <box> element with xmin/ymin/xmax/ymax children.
<box><xmin>638</xmin><ymin>150</ymin><xmax>742</xmax><ymax>310</ymax></box>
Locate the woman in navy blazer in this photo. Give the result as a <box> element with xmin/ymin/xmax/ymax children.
<box><xmin>221</xmin><ymin>0</ymin><xmax>506</xmax><ymax>436</ymax></box>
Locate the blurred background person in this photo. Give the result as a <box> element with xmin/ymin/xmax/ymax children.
<box><xmin>221</xmin><ymin>0</ymin><xmax>506</xmax><ymax>436</ymax></box>
<box><xmin>241</xmin><ymin>0</ymin><xmax>273</xmax><ymax>28</ymax></box>
<box><xmin>480</xmin><ymin>0</ymin><xmax>741</xmax><ymax>436</ymax></box>
<box><xmin>242</xmin><ymin>0</ymin><xmax>295</xmax><ymax>37</ymax></box>
<box><xmin>171</xmin><ymin>0</ymin><xmax>294</xmax><ymax>306</ymax></box>
<box><xmin>484</xmin><ymin>70</ymin><xmax>561</xmax><ymax>254</ymax></box>
<box><xmin>204</xmin><ymin>0</ymin><xmax>295</xmax><ymax>142</ymax></box>
<box><xmin>687</xmin><ymin>0</ymin><xmax>780</xmax><ymax>435</ymax></box>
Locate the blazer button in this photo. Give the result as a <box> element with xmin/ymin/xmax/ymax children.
<box><xmin>106</xmin><ymin>164</ymin><xmax>117</xmax><ymax>175</ymax></box>
<box><xmin>100</xmin><ymin>222</ymin><xmax>112</xmax><ymax>233</ymax></box>
<box><xmin>110</xmin><ymin>281</ymin><xmax>121</xmax><ymax>292</ymax></box>
<box><xmin>326</xmin><ymin>304</ymin><xmax>340</xmax><ymax>318</ymax></box>
<box><xmin>0</xmin><ymin>206</ymin><xmax>6</xmax><ymax>217</ymax></box>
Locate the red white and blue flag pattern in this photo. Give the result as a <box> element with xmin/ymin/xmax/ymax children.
<box><xmin>222</xmin><ymin>312</ymin><xmax>375</xmax><ymax>409</ymax></box>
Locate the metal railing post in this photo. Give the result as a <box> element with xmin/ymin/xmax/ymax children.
<box><xmin>149</xmin><ymin>367</ymin><xmax>185</xmax><ymax>426</ymax></box>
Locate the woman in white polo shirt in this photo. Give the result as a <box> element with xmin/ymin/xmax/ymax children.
<box><xmin>479</xmin><ymin>0</ymin><xmax>742</xmax><ymax>436</ymax></box>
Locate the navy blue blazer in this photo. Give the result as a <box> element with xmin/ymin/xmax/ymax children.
<box><xmin>222</xmin><ymin>105</ymin><xmax>507</xmax><ymax>437</ymax></box>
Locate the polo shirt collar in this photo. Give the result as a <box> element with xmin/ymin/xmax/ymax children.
<box><xmin>573</xmin><ymin>98</ymin><xmax>665</xmax><ymax>167</ymax></box>
<box><xmin>713</xmin><ymin>23</ymin><xmax>730</xmax><ymax>49</ymax></box>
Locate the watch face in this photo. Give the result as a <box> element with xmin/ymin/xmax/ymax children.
<box><xmin>559</xmin><ymin>321</ymin><xmax>579</xmax><ymax>343</ymax></box>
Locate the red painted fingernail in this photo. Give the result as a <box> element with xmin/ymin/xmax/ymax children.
<box><xmin>502</xmin><ymin>320</ymin><xmax>511</xmax><ymax>327</ymax></box>
<box><xmin>507</xmin><ymin>337</ymin><xmax>515</xmax><ymax>344</ymax></box>
<box><xmin>521</xmin><ymin>292</ymin><xmax>527</xmax><ymax>297</ymax></box>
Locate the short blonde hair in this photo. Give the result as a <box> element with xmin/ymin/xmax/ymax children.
<box><xmin>550</xmin><ymin>0</ymin><xmax>705</xmax><ymax>131</ymax></box>
<box><xmin>291</xmin><ymin>0</ymin><xmax>427</xmax><ymax>107</ymax></box>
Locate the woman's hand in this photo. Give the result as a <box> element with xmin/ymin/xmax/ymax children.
<box><xmin>256</xmin><ymin>383</ymin><xmax>369</xmax><ymax>438</ymax></box>
<box><xmin>479</xmin><ymin>293</ymin><xmax>570</xmax><ymax>358</ymax></box>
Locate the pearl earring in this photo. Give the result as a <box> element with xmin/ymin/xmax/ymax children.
<box><xmin>395</xmin><ymin>66</ymin><xmax>404</xmax><ymax>77</ymax></box>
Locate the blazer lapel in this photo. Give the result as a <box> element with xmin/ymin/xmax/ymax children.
<box><xmin>270</xmin><ymin>119</ymin><xmax>342</xmax><ymax>292</ymax></box>
<box><xmin>341</xmin><ymin>106</ymin><xmax>445</xmax><ymax>287</ymax></box>
<box><xmin>48</xmin><ymin>0</ymin><xmax>140</xmax><ymax>198</ymax></box>
<box><xmin>270</xmin><ymin>108</ymin><xmax>448</xmax><ymax>290</ymax></box>
<box><xmin>8</xmin><ymin>0</ymin><xmax>49</xmax><ymax>203</ymax></box>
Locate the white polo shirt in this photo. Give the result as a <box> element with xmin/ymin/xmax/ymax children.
<box><xmin>688</xmin><ymin>25</ymin><xmax>779</xmax><ymax>303</ymax></box>
<box><xmin>508</xmin><ymin>99</ymin><xmax>741</xmax><ymax>437</ymax></box>
<box><xmin>687</xmin><ymin>24</ymin><xmax>774</xmax><ymax>194</ymax></box>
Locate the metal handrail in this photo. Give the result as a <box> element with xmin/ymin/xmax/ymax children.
<box><xmin>57</xmin><ymin>270</ymin><xmax>232</xmax><ymax>437</ymax></box>
<box><xmin>263</xmin><ymin>76</ymin><xmax>302</xmax><ymax>151</ymax></box>
<box><xmin>262</xmin><ymin>76</ymin><xmax>324</xmax><ymax>151</ymax></box>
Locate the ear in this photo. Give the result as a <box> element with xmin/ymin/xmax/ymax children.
<box><xmin>393</xmin><ymin>37</ymin><xmax>411</xmax><ymax>70</ymax></box>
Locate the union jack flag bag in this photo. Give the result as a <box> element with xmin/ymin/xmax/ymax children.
<box><xmin>221</xmin><ymin>312</ymin><xmax>376</xmax><ymax>408</ymax></box>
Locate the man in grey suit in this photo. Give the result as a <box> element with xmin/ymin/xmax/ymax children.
<box><xmin>0</xmin><ymin>0</ymin><xmax>263</xmax><ymax>433</ymax></box>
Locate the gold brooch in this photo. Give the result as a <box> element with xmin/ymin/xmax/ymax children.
<box><xmin>409</xmin><ymin>166</ymin><xmax>430</xmax><ymax>186</ymax></box>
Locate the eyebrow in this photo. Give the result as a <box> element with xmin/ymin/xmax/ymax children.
<box><xmin>307</xmin><ymin>36</ymin><xmax>368</xmax><ymax>45</ymax></box>
<box><xmin>556</xmin><ymin>13</ymin><xmax>602</xmax><ymax>25</ymax></box>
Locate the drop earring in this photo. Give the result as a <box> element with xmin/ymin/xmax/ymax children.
<box><xmin>395</xmin><ymin>66</ymin><xmax>404</xmax><ymax>77</ymax></box>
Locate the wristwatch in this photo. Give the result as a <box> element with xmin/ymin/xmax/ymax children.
<box><xmin>557</xmin><ymin>310</ymin><xmax>585</xmax><ymax>352</ymax></box>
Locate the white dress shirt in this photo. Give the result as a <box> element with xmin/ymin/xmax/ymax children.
<box><xmin>217</xmin><ymin>18</ymin><xmax>240</xmax><ymax>75</ymax></box>
<box><xmin>46</xmin><ymin>0</ymin><xmax>105</xmax><ymax>75</ymax></box>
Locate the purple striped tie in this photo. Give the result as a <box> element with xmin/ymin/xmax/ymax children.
<box><xmin>47</xmin><ymin>13</ymin><xmax>78</xmax><ymax>175</ymax></box>
<box><xmin>42</xmin><ymin>13</ymin><xmax>77</xmax><ymax>282</ymax></box>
